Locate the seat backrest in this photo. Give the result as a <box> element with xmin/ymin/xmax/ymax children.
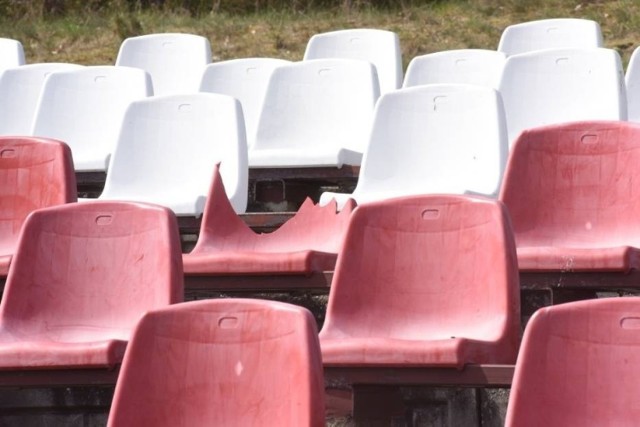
<box><xmin>353</xmin><ymin>84</ymin><xmax>507</xmax><ymax>199</ymax></box>
<box><xmin>500</xmin><ymin>120</ymin><xmax>640</xmax><ymax>249</ymax></box>
<box><xmin>0</xmin><ymin>63</ymin><xmax>84</xmax><ymax>135</ymax></box>
<box><xmin>0</xmin><ymin>38</ymin><xmax>25</xmax><ymax>71</ymax></box>
<box><xmin>498</xmin><ymin>18</ymin><xmax>603</xmax><ymax>56</ymax></box>
<box><xmin>107</xmin><ymin>298</ymin><xmax>325</xmax><ymax>426</ymax></box>
<box><xmin>0</xmin><ymin>137</ymin><xmax>76</xmax><ymax>258</ymax></box>
<box><xmin>321</xmin><ymin>195</ymin><xmax>520</xmax><ymax>358</ymax></box>
<box><xmin>625</xmin><ymin>46</ymin><xmax>640</xmax><ymax>123</ymax></box>
<box><xmin>303</xmin><ymin>28</ymin><xmax>402</xmax><ymax>94</ymax></box>
<box><xmin>31</xmin><ymin>66</ymin><xmax>152</xmax><ymax>172</ymax></box>
<box><xmin>116</xmin><ymin>33</ymin><xmax>212</xmax><ymax>96</ymax></box>
<box><xmin>100</xmin><ymin>93</ymin><xmax>248</xmax><ymax>215</ymax></box>
<box><xmin>403</xmin><ymin>49</ymin><xmax>506</xmax><ymax>89</ymax></box>
<box><xmin>252</xmin><ymin>58</ymin><xmax>378</xmax><ymax>155</ymax></box>
<box><xmin>505</xmin><ymin>297</ymin><xmax>640</xmax><ymax>426</ymax></box>
<box><xmin>498</xmin><ymin>48</ymin><xmax>626</xmax><ymax>146</ymax></box>
<box><xmin>199</xmin><ymin>58</ymin><xmax>291</xmax><ymax>148</ymax></box>
<box><xmin>0</xmin><ymin>201</ymin><xmax>183</xmax><ymax>341</ymax></box>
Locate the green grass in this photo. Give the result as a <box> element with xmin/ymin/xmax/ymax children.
<box><xmin>0</xmin><ymin>0</ymin><xmax>638</xmax><ymax>68</ymax></box>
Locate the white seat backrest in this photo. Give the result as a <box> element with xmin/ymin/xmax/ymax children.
<box><xmin>498</xmin><ymin>18</ymin><xmax>603</xmax><ymax>56</ymax></box>
<box><xmin>356</xmin><ymin>84</ymin><xmax>508</xmax><ymax>198</ymax></box>
<box><xmin>403</xmin><ymin>49</ymin><xmax>506</xmax><ymax>89</ymax></box>
<box><xmin>116</xmin><ymin>33</ymin><xmax>212</xmax><ymax>95</ymax></box>
<box><xmin>0</xmin><ymin>63</ymin><xmax>84</xmax><ymax>135</ymax></box>
<box><xmin>32</xmin><ymin>66</ymin><xmax>152</xmax><ymax>172</ymax></box>
<box><xmin>498</xmin><ymin>48</ymin><xmax>626</xmax><ymax>146</ymax></box>
<box><xmin>625</xmin><ymin>46</ymin><xmax>640</xmax><ymax>123</ymax></box>
<box><xmin>101</xmin><ymin>93</ymin><xmax>248</xmax><ymax>215</ymax></box>
<box><xmin>252</xmin><ymin>58</ymin><xmax>379</xmax><ymax>154</ymax></box>
<box><xmin>303</xmin><ymin>29</ymin><xmax>402</xmax><ymax>94</ymax></box>
<box><xmin>199</xmin><ymin>58</ymin><xmax>291</xmax><ymax>148</ymax></box>
<box><xmin>0</xmin><ymin>38</ymin><xmax>25</xmax><ymax>71</ymax></box>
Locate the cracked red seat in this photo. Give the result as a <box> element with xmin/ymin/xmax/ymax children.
<box><xmin>0</xmin><ymin>201</ymin><xmax>183</xmax><ymax>369</ymax></box>
<box><xmin>0</xmin><ymin>137</ymin><xmax>76</xmax><ymax>277</ymax></box>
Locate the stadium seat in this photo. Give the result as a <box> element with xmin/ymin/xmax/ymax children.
<box><xmin>0</xmin><ymin>38</ymin><xmax>25</xmax><ymax>71</ymax></box>
<box><xmin>500</xmin><ymin>120</ymin><xmax>640</xmax><ymax>272</ymax></box>
<box><xmin>98</xmin><ymin>93</ymin><xmax>248</xmax><ymax>216</ymax></box>
<box><xmin>0</xmin><ymin>63</ymin><xmax>84</xmax><ymax>135</ymax></box>
<box><xmin>0</xmin><ymin>201</ymin><xmax>183</xmax><ymax>369</ymax></box>
<box><xmin>625</xmin><ymin>46</ymin><xmax>640</xmax><ymax>123</ymax></box>
<box><xmin>498</xmin><ymin>18</ymin><xmax>603</xmax><ymax>56</ymax></box>
<box><xmin>303</xmin><ymin>28</ymin><xmax>402</xmax><ymax>94</ymax></box>
<box><xmin>505</xmin><ymin>297</ymin><xmax>640</xmax><ymax>426</ymax></box>
<box><xmin>0</xmin><ymin>137</ymin><xmax>76</xmax><ymax>277</ymax></box>
<box><xmin>320</xmin><ymin>84</ymin><xmax>508</xmax><ymax>209</ymax></box>
<box><xmin>249</xmin><ymin>59</ymin><xmax>379</xmax><ymax>168</ymax></box>
<box><xmin>498</xmin><ymin>48</ymin><xmax>626</xmax><ymax>146</ymax></box>
<box><xmin>199</xmin><ymin>58</ymin><xmax>291</xmax><ymax>148</ymax></box>
<box><xmin>107</xmin><ymin>299</ymin><xmax>325</xmax><ymax>426</ymax></box>
<box><xmin>320</xmin><ymin>195</ymin><xmax>521</xmax><ymax>368</ymax></box>
<box><xmin>31</xmin><ymin>66</ymin><xmax>152</xmax><ymax>172</ymax></box>
<box><xmin>183</xmin><ymin>164</ymin><xmax>354</xmax><ymax>275</ymax></box>
<box><xmin>403</xmin><ymin>49</ymin><xmax>506</xmax><ymax>89</ymax></box>
<box><xmin>116</xmin><ymin>33</ymin><xmax>212</xmax><ymax>95</ymax></box>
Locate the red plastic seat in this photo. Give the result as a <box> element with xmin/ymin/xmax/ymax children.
<box><xmin>320</xmin><ymin>195</ymin><xmax>521</xmax><ymax>368</ymax></box>
<box><xmin>505</xmin><ymin>297</ymin><xmax>640</xmax><ymax>426</ymax></box>
<box><xmin>107</xmin><ymin>299</ymin><xmax>325</xmax><ymax>426</ymax></box>
<box><xmin>0</xmin><ymin>137</ymin><xmax>76</xmax><ymax>277</ymax></box>
<box><xmin>0</xmin><ymin>201</ymin><xmax>183</xmax><ymax>369</ymax></box>
<box><xmin>183</xmin><ymin>164</ymin><xmax>355</xmax><ymax>275</ymax></box>
<box><xmin>500</xmin><ymin>120</ymin><xmax>640</xmax><ymax>272</ymax></box>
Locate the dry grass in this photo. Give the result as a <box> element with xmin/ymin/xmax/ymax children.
<box><xmin>0</xmin><ymin>1</ymin><xmax>638</xmax><ymax>68</ymax></box>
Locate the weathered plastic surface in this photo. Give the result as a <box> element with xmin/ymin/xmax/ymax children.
<box><xmin>497</xmin><ymin>18</ymin><xmax>603</xmax><ymax>56</ymax></box>
<box><xmin>249</xmin><ymin>59</ymin><xmax>379</xmax><ymax>168</ymax></box>
<box><xmin>303</xmin><ymin>28</ymin><xmax>402</xmax><ymax>95</ymax></box>
<box><xmin>505</xmin><ymin>298</ymin><xmax>640</xmax><ymax>426</ymax></box>
<box><xmin>31</xmin><ymin>66</ymin><xmax>152</xmax><ymax>172</ymax></box>
<box><xmin>0</xmin><ymin>63</ymin><xmax>84</xmax><ymax>135</ymax></box>
<box><xmin>199</xmin><ymin>58</ymin><xmax>291</xmax><ymax>148</ymax></box>
<box><xmin>403</xmin><ymin>49</ymin><xmax>506</xmax><ymax>89</ymax></box>
<box><xmin>625</xmin><ymin>46</ymin><xmax>640</xmax><ymax>123</ymax></box>
<box><xmin>498</xmin><ymin>48</ymin><xmax>626</xmax><ymax>146</ymax></box>
<box><xmin>0</xmin><ymin>137</ymin><xmax>76</xmax><ymax>277</ymax></box>
<box><xmin>98</xmin><ymin>93</ymin><xmax>248</xmax><ymax>215</ymax></box>
<box><xmin>320</xmin><ymin>195</ymin><xmax>521</xmax><ymax>368</ymax></box>
<box><xmin>0</xmin><ymin>201</ymin><xmax>183</xmax><ymax>369</ymax></box>
<box><xmin>184</xmin><ymin>164</ymin><xmax>354</xmax><ymax>274</ymax></box>
<box><xmin>0</xmin><ymin>38</ymin><xmax>25</xmax><ymax>71</ymax></box>
<box><xmin>500</xmin><ymin>120</ymin><xmax>640</xmax><ymax>272</ymax></box>
<box><xmin>116</xmin><ymin>33</ymin><xmax>212</xmax><ymax>96</ymax></box>
<box><xmin>107</xmin><ymin>299</ymin><xmax>325</xmax><ymax>427</ymax></box>
<box><xmin>320</xmin><ymin>84</ymin><xmax>508</xmax><ymax>209</ymax></box>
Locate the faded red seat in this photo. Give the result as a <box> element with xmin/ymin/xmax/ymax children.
<box><xmin>0</xmin><ymin>137</ymin><xmax>76</xmax><ymax>277</ymax></box>
<box><xmin>500</xmin><ymin>120</ymin><xmax>640</xmax><ymax>272</ymax></box>
<box><xmin>505</xmin><ymin>297</ymin><xmax>640</xmax><ymax>426</ymax></box>
<box><xmin>320</xmin><ymin>195</ymin><xmax>520</xmax><ymax>368</ymax></box>
<box><xmin>0</xmin><ymin>201</ymin><xmax>183</xmax><ymax>369</ymax></box>
<box><xmin>107</xmin><ymin>299</ymin><xmax>325</xmax><ymax>426</ymax></box>
<box><xmin>183</xmin><ymin>164</ymin><xmax>355</xmax><ymax>275</ymax></box>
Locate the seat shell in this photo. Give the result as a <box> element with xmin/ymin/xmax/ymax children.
<box><xmin>320</xmin><ymin>195</ymin><xmax>520</xmax><ymax>368</ymax></box>
<box><xmin>0</xmin><ymin>38</ymin><xmax>25</xmax><ymax>71</ymax></box>
<box><xmin>107</xmin><ymin>299</ymin><xmax>325</xmax><ymax>427</ymax></box>
<box><xmin>624</xmin><ymin>46</ymin><xmax>640</xmax><ymax>123</ymax></box>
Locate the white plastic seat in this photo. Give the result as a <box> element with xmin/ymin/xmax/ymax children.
<box><xmin>0</xmin><ymin>63</ymin><xmax>84</xmax><ymax>135</ymax></box>
<box><xmin>249</xmin><ymin>59</ymin><xmax>378</xmax><ymax>168</ymax></box>
<box><xmin>625</xmin><ymin>46</ymin><xmax>640</xmax><ymax>123</ymax></box>
<box><xmin>116</xmin><ymin>33</ymin><xmax>212</xmax><ymax>96</ymax></box>
<box><xmin>320</xmin><ymin>84</ymin><xmax>508</xmax><ymax>209</ymax></box>
<box><xmin>498</xmin><ymin>48</ymin><xmax>626</xmax><ymax>147</ymax></box>
<box><xmin>31</xmin><ymin>66</ymin><xmax>152</xmax><ymax>172</ymax></box>
<box><xmin>0</xmin><ymin>38</ymin><xmax>25</xmax><ymax>71</ymax></box>
<box><xmin>98</xmin><ymin>93</ymin><xmax>248</xmax><ymax>216</ymax></box>
<box><xmin>498</xmin><ymin>18</ymin><xmax>603</xmax><ymax>56</ymax></box>
<box><xmin>403</xmin><ymin>49</ymin><xmax>506</xmax><ymax>89</ymax></box>
<box><xmin>303</xmin><ymin>28</ymin><xmax>402</xmax><ymax>94</ymax></box>
<box><xmin>199</xmin><ymin>58</ymin><xmax>291</xmax><ymax>148</ymax></box>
